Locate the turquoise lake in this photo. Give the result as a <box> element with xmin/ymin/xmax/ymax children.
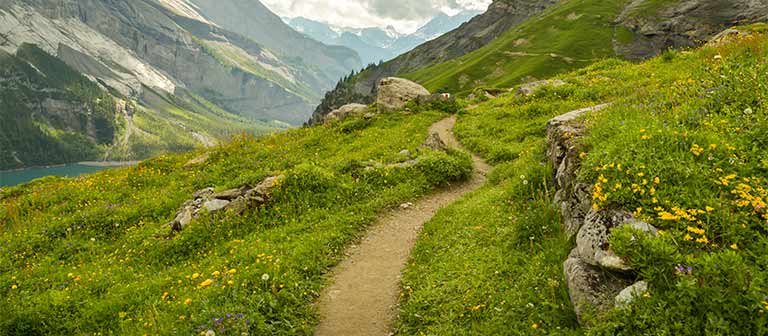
<box><xmin>0</xmin><ymin>164</ymin><xmax>118</xmax><ymax>187</ymax></box>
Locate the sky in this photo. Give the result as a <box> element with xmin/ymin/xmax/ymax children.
<box><xmin>261</xmin><ymin>0</ymin><xmax>492</xmax><ymax>34</ymax></box>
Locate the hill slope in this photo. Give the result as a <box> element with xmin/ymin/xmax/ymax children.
<box><xmin>311</xmin><ymin>0</ymin><xmax>768</xmax><ymax>123</ymax></box>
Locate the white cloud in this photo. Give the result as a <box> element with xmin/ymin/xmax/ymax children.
<box><xmin>262</xmin><ymin>0</ymin><xmax>491</xmax><ymax>33</ymax></box>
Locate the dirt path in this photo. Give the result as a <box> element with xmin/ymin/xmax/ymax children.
<box><xmin>314</xmin><ymin>115</ymin><xmax>490</xmax><ymax>336</ymax></box>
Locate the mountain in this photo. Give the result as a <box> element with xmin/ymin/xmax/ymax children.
<box><xmin>310</xmin><ymin>0</ymin><xmax>768</xmax><ymax>123</ymax></box>
<box><xmin>284</xmin><ymin>11</ymin><xmax>482</xmax><ymax>66</ymax></box>
<box><xmin>310</xmin><ymin>0</ymin><xmax>559</xmax><ymax>123</ymax></box>
<box><xmin>0</xmin><ymin>0</ymin><xmax>360</xmax><ymax>169</ymax></box>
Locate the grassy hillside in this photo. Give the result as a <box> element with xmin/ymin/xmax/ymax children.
<box><xmin>0</xmin><ymin>108</ymin><xmax>471</xmax><ymax>335</ymax></box>
<box><xmin>404</xmin><ymin>0</ymin><xmax>628</xmax><ymax>94</ymax></box>
<box><xmin>396</xmin><ymin>25</ymin><xmax>768</xmax><ymax>335</ymax></box>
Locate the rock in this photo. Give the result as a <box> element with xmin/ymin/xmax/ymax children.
<box><xmin>363</xmin><ymin>112</ymin><xmax>376</xmax><ymax>120</ymax></box>
<box><xmin>376</xmin><ymin>77</ymin><xmax>430</xmax><ymax>113</ymax></box>
<box><xmin>421</xmin><ymin>132</ymin><xmax>448</xmax><ymax>151</ymax></box>
<box><xmin>211</xmin><ymin>188</ymin><xmax>246</xmax><ymax>201</ymax></box>
<box><xmin>399</xmin><ymin>149</ymin><xmax>411</xmax><ymax>156</ymax></box>
<box><xmin>400</xmin><ymin>202</ymin><xmax>414</xmax><ymax>209</ymax></box>
<box><xmin>225</xmin><ymin>195</ymin><xmax>266</xmax><ymax>215</ymax></box>
<box><xmin>185</xmin><ymin>153</ymin><xmax>210</xmax><ymax>167</ymax></box>
<box><xmin>203</xmin><ymin>199</ymin><xmax>230</xmax><ymax>213</ymax></box>
<box><xmin>546</xmin><ymin>104</ymin><xmax>612</xmax><ymax>237</ymax></box>
<box><xmin>615</xmin><ymin>281</ymin><xmax>649</xmax><ymax>308</ymax></box>
<box><xmin>171</xmin><ymin>206</ymin><xmax>195</xmax><ymax>231</ymax></box>
<box><xmin>564</xmin><ymin>251</ymin><xmax>633</xmax><ymax>324</ymax></box>
<box><xmin>517</xmin><ymin>79</ymin><xmax>566</xmax><ymax>96</ymax></box>
<box><xmin>253</xmin><ymin>175</ymin><xmax>285</xmax><ymax>197</ymax></box>
<box><xmin>707</xmin><ymin>28</ymin><xmax>754</xmax><ymax>47</ymax></box>
<box><xmin>576</xmin><ymin>209</ymin><xmax>658</xmax><ymax>271</ymax></box>
<box><xmin>193</xmin><ymin>187</ymin><xmax>215</xmax><ymax>199</ymax></box>
<box><xmin>325</xmin><ymin>103</ymin><xmax>369</xmax><ymax>123</ymax></box>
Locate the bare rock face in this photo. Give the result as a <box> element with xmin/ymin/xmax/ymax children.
<box><xmin>324</xmin><ymin>103</ymin><xmax>369</xmax><ymax>123</ymax></box>
<box><xmin>614</xmin><ymin>0</ymin><xmax>768</xmax><ymax>60</ymax></box>
<box><xmin>576</xmin><ymin>209</ymin><xmax>658</xmax><ymax>271</ymax></box>
<box><xmin>376</xmin><ymin>77</ymin><xmax>431</xmax><ymax>113</ymax></box>
<box><xmin>615</xmin><ymin>281</ymin><xmax>649</xmax><ymax>308</ymax></box>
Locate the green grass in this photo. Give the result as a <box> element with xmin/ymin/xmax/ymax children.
<box><xmin>404</xmin><ymin>0</ymin><xmax>629</xmax><ymax>94</ymax></box>
<box><xmin>396</xmin><ymin>150</ymin><xmax>580</xmax><ymax>335</ymax></box>
<box><xmin>0</xmin><ymin>110</ymin><xmax>472</xmax><ymax>335</ymax></box>
<box><xmin>397</xmin><ymin>27</ymin><xmax>768</xmax><ymax>335</ymax></box>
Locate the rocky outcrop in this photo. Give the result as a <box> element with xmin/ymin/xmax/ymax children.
<box><xmin>376</xmin><ymin>78</ymin><xmax>431</xmax><ymax>113</ymax></box>
<box><xmin>309</xmin><ymin>0</ymin><xmax>560</xmax><ymax>122</ymax></box>
<box><xmin>167</xmin><ymin>175</ymin><xmax>284</xmax><ymax>233</ymax></box>
<box><xmin>324</xmin><ymin>103</ymin><xmax>369</xmax><ymax>123</ymax></box>
<box><xmin>615</xmin><ymin>0</ymin><xmax>768</xmax><ymax>60</ymax></box>
<box><xmin>547</xmin><ymin>104</ymin><xmax>656</xmax><ymax>323</ymax></box>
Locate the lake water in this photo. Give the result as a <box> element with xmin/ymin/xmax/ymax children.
<box><xmin>0</xmin><ymin>163</ymin><xmax>134</xmax><ymax>187</ymax></box>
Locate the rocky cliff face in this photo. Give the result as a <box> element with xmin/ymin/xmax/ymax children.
<box><xmin>615</xmin><ymin>0</ymin><xmax>768</xmax><ymax>60</ymax></box>
<box><xmin>309</xmin><ymin>0</ymin><xmax>560</xmax><ymax>124</ymax></box>
<box><xmin>0</xmin><ymin>0</ymin><xmax>360</xmax><ymax>125</ymax></box>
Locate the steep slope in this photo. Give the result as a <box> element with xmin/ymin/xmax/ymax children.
<box><xmin>0</xmin><ymin>0</ymin><xmax>359</xmax><ymax>126</ymax></box>
<box><xmin>0</xmin><ymin>43</ymin><xmax>280</xmax><ymax>170</ymax></box>
<box><xmin>310</xmin><ymin>0</ymin><xmax>560</xmax><ymax>123</ymax></box>
<box><xmin>178</xmin><ymin>0</ymin><xmax>361</xmax><ymax>90</ymax></box>
<box><xmin>312</xmin><ymin>0</ymin><xmax>768</xmax><ymax>123</ymax></box>
<box><xmin>406</xmin><ymin>0</ymin><xmax>768</xmax><ymax>93</ymax></box>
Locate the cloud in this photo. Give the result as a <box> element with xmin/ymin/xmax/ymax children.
<box><xmin>262</xmin><ymin>0</ymin><xmax>491</xmax><ymax>33</ymax></box>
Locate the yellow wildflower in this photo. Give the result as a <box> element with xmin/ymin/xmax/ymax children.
<box><xmin>212</xmin><ymin>271</ymin><xmax>221</xmax><ymax>277</ymax></box>
<box><xmin>686</xmin><ymin>226</ymin><xmax>705</xmax><ymax>235</ymax></box>
<box><xmin>191</xmin><ymin>273</ymin><xmax>200</xmax><ymax>280</ymax></box>
<box><xmin>696</xmin><ymin>236</ymin><xmax>710</xmax><ymax>244</ymax></box>
<box><xmin>532</xmin><ymin>323</ymin><xmax>540</xmax><ymax>330</ymax></box>
<box><xmin>706</xmin><ymin>206</ymin><xmax>715</xmax><ymax>213</ymax></box>
<box><xmin>730</xmin><ymin>243</ymin><xmax>739</xmax><ymax>250</ymax></box>
<box><xmin>683</xmin><ymin>234</ymin><xmax>693</xmax><ymax>241</ymax></box>
<box><xmin>690</xmin><ymin>144</ymin><xmax>704</xmax><ymax>156</ymax></box>
<box><xmin>179</xmin><ymin>316</ymin><xmax>186</xmax><ymax>321</ymax></box>
<box><xmin>709</xmin><ymin>144</ymin><xmax>717</xmax><ymax>150</ymax></box>
<box><xmin>659</xmin><ymin>212</ymin><xmax>679</xmax><ymax>221</ymax></box>
<box><xmin>11</xmin><ymin>284</ymin><xmax>18</xmax><ymax>289</ymax></box>
<box><xmin>161</xmin><ymin>292</ymin><xmax>169</xmax><ymax>301</ymax></box>
<box><xmin>228</xmin><ymin>269</ymin><xmax>237</xmax><ymax>275</ymax></box>
<box><xmin>198</xmin><ymin>279</ymin><xmax>213</xmax><ymax>288</ymax></box>
<box><xmin>184</xmin><ymin>298</ymin><xmax>192</xmax><ymax>305</ymax></box>
<box><xmin>654</xmin><ymin>177</ymin><xmax>660</xmax><ymax>184</ymax></box>
<box><xmin>119</xmin><ymin>312</ymin><xmax>127</xmax><ymax>319</ymax></box>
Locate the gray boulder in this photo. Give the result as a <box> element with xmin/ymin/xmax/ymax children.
<box><xmin>325</xmin><ymin>103</ymin><xmax>369</xmax><ymax>123</ymax></box>
<box><xmin>203</xmin><ymin>199</ymin><xmax>230</xmax><ymax>213</ymax></box>
<box><xmin>421</xmin><ymin>132</ymin><xmax>448</xmax><ymax>152</ymax></box>
<box><xmin>576</xmin><ymin>209</ymin><xmax>658</xmax><ymax>271</ymax></box>
<box><xmin>564</xmin><ymin>251</ymin><xmax>633</xmax><ymax>324</ymax></box>
<box><xmin>376</xmin><ymin>77</ymin><xmax>430</xmax><ymax>113</ymax></box>
<box><xmin>615</xmin><ymin>281</ymin><xmax>649</xmax><ymax>309</ymax></box>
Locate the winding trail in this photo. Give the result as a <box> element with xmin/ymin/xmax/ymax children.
<box><xmin>314</xmin><ymin>115</ymin><xmax>490</xmax><ymax>336</ymax></box>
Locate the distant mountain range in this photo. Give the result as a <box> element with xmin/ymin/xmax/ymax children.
<box><xmin>284</xmin><ymin>11</ymin><xmax>482</xmax><ymax>65</ymax></box>
<box><xmin>0</xmin><ymin>0</ymin><xmax>361</xmax><ymax>169</ymax></box>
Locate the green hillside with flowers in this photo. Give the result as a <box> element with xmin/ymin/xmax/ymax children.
<box><xmin>396</xmin><ymin>24</ymin><xmax>768</xmax><ymax>335</ymax></box>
